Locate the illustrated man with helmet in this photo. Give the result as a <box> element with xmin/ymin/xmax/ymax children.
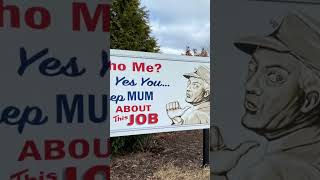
<box><xmin>166</xmin><ymin>65</ymin><xmax>210</xmax><ymax>125</ymax></box>
<box><xmin>212</xmin><ymin>12</ymin><xmax>320</xmax><ymax>180</ymax></box>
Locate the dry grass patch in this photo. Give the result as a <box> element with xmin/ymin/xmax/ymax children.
<box><xmin>111</xmin><ymin>131</ymin><xmax>206</xmax><ymax>180</ymax></box>
<box><xmin>153</xmin><ymin>163</ymin><xmax>209</xmax><ymax>180</ymax></box>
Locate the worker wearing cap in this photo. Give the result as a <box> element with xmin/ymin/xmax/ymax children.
<box><xmin>212</xmin><ymin>12</ymin><xmax>320</xmax><ymax>180</ymax></box>
<box><xmin>166</xmin><ymin>65</ymin><xmax>210</xmax><ymax>125</ymax></box>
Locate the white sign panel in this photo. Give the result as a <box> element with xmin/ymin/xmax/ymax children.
<box><xmin>110</xmin><ymin>50</ymin><xmax>210</xmax><ymax>137</ymax></box>
<box><xmin>0</xmin><ymin>1</ymin><xmax>110</xmax><ymax>179</ymax></box>
<box><xmin>212</xmin><ymin>0</ymin><xmax>320</xmax><ymax>180</ymax></box>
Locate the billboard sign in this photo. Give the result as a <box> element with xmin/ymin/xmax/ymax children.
<box><xmin>110</xmin><ymin>50</ymin><xmax>210</xmax><ymax>137</ymax></box>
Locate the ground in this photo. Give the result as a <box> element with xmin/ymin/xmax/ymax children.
<box><xmin>111</xmin><ymin>130</ymin><xmax>209</xmax><ymax>180</ymax></box>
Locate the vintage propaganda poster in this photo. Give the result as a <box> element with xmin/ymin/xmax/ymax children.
<box><xmin>110</xmin><ymin>50</ymin><xmax>210</xmax><ymax>137</ymax></box>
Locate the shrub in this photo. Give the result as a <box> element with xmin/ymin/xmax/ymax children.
<box><xmin>111</xmin><ymin>134</ymin><xmax>154</xmax><ymax>154</ymax></box>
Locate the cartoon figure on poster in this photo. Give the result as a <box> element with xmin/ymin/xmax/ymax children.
<box><xmin>166</xmin><ymin>65</ymin><xmax>210</xmax><ymax>125</ymax></box>
<box><xmin>211</xmin><ymin>11</ymin><xmax>320</xmax><ymax>180</ymax></box>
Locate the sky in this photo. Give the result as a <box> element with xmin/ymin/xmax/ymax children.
<box><xmin>140</xmin><ymin>0</ymin><xmax>210</xmax><ymax>55</ymax></box>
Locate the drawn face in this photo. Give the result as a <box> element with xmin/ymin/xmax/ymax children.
<box><xmin>186</xmin><ymin>77</ymin><xmax>208</xmax><ymax>104</ymax></box>
<box><xmin>242</xmin><ymin>48</ymin><xmax>303</xmax><ymax>133</ymax></box>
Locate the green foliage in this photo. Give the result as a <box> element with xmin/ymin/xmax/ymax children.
<box><xmin>110</xmin><ymin>0</ymin><xmax>159</xmax><ymax>154</ymax></box>
<box><xmin>112</xmin><ymin>134</ymin><xmax>153</xmax><ymax>154</ymax></box>
<box><xmin>110</xmin><ymin>0</ymin><xmax>159</xmax><ymax>52</ymax></box>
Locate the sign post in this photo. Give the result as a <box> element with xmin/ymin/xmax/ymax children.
<box><xmin>203</xmin><ymin>129</ymin><xmax>210</xmax><ymax>166</ymax></box>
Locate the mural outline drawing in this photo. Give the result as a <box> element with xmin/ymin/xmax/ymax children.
<box><xmin>211</xmin><ymin>11</ymin><xmax>320</xmax><ymax>180</ymax></box>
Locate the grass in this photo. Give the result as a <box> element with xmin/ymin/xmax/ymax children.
<box><xmin>153</xmin><ymin>163</ymin><xmax>209</xmax><ymax>180</ymax></box>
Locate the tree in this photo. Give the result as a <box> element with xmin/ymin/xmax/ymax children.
<box><xmin>110</xmin><ymin>0</ymin><xmax>159</xmax><ymax>153</ymax></box>
<box><xmin>182</xmin><ymin>46</ymin><xmax>209</xmax><ymax>57</ymax></box>
<box><xmin>184</xmin><ymin>46</ymin><xmax>193</xmax><ymax>56</ymax></box>
<box><xmin>111</xmin><ymin>0</ymin><xmax>159</xmax><ymax>52</ymax></box>
<box><xmin>198</xmin><ymin>48</ymin><xmax>209</xmax><ymax>57</ymax></box>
